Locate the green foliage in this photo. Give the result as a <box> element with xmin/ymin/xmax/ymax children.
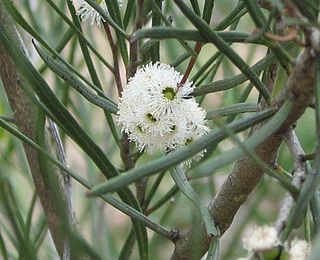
<box><xmin>0</xmin><ymin>0</ymin><xmax>320</xmax><ymax>259</ymax></box>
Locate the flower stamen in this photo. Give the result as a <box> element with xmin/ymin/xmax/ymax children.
<box><xmin>146</xmin><ymin>113</ymin><xmax>157</xmax><ymax>122</ymax></box>
<box><xmin>162</xmin><ymin>87</ymin><xmax>176</xmax><ymax>101</ymax></box>
<box><xmin>117</xmin><ymin>62</ymin><xmax>209</xmax><ymax>166</ymax></box>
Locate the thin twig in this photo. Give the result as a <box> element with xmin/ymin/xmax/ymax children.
<box><xmin>0</xmin><ymin>4</ymin><xmax>71</xmax><ymax>257</ymax></box>
<box><xmin>127</xmin><ymin>0</ymin><xmax>145</xmax><ymax>79</ymax></box>
<box><xmin>276</xmin><ymin>129</ymin><xmax>306</xmax><ymax>233</ymax></box>
<box><xmin>171</xmin><ymin>16</ymin><xmax>317</xmax><ymax>259</ymax></box>
<box><xmin>179</xmin><ymin>42</ymin><xmax>202</xmax><ymax>86</ymax></box>
<box><xmin>125</xmin><ymin>0</ymin><xmax>147</xmax><ymax>205</ymax></box>
<box><xmin>265</xmin><ymin>28</ymin><xmax>298</xmax><ymax>42</ymax></box>
<box><xmin>103</xmin><ymin>22</ymin><xmax>123</xmax><ymax>96</ymax></box>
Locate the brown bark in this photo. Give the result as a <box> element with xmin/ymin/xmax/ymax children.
<box><xmin>0</xmin><ymin>3</ymin><xmax>70</xmax><ymax>257</ymax></box>
<box><xmin>171</xmin><ymin>45</ymin><xmax>317</xmax><ymax>259</ymax></box>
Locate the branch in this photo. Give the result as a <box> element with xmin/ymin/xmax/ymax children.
<box><xmin>275</xmin><ymin>129</ymin><xmax>306</xmax><ymax>233</ymax></box>
<box><xmin>48</xmin><ymin>119</ymin><xmax>77</xmax><ymax>258</ymax></box>
<box><xmin>103</xmin><ymin>22</ymin><xmax>123</xmax><ymax>96</ymax></box>
<box><xmin>126</xmin><ymin>0</ymin><xmax>146</xmax><ymax>204</ymax></box>
<box><xmin>0</xmin><ymin>4</ymin><xmax>74</xmax><ymax>258</ymax></box>
<box><xmin>171</xmin><ymin>39</ymin><xmax>317</xmax><ymax>260</ymax></box>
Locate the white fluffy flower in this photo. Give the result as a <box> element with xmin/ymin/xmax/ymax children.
<box><xmin>73</xmin><ymin>0</ymin><xmax>112</xmax><ymax>26</ymax></box>
<box><xmin>117</xmin><ymin>62</ymin><xmax>209</xmax><ymax>165</ymax></box>
<box><xmin>242</xmin><ymin>225</ymin><xmax>279</xmax><ymax>252</ymax></box>
<box><xmin>288</xmin><ymin>238</ymin><xmax>311</xmax><ymax>260</ymax></box>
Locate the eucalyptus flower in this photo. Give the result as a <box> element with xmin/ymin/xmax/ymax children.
<box><xmin>287</xmin><ymin>238</ymin><xmax>311</xmax><ymax>260</ymax></box>
<box><xmin>117</xmin><ymin>62</ymin><xmax>209</xmax><ymax>165</ymax></box>
<box><xmin>73</xmin><ymin>0</ymin><xmax>109</xmax><ymax>26</ymax></box>
<box><xmin>242</xmin><ymin>225</ymin><xmax>279</xmax><ymax>252</ymax></box>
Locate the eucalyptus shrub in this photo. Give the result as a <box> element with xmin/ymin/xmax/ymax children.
<box><xmin>0</xmin><ymin>0</ymin><xmax>320</xmax><ymax>259</ymax></box>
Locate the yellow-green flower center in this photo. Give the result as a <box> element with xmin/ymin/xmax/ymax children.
<box><xmin>170</xmin><ymin>125</ymin><xmax>176</xmax><ymax>132</ymax></box>
<box><xmin>162</xmin><ymin>87</ymin><xmax>176</xmax><ymax>101</ymax></box>
<box><xmin>146</xmin><ymin>113</ymin><xmax>157</xmax><ymax>122</ymax></box>
<box><xmin>137</xmin><ymin>124</ymin><xmax>144</xmax><ymax>133</ymax></box>
<box><xmin>96</xmin><ymin>0</ymin><xmax>103</xmax><ymax>4</ymax></box>
<box><xmin>186</xmin><ymin>138</ymin><xmax>193</xmax><ymax>144</ymax></box>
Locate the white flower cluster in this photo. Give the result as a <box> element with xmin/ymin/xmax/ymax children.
<box><xmin>239</xmin><ymin>225</ymin><xmax>311</xmax><ymax>260</ymax></box>
<box><xmin>287</xmin><ymin>238</ymin><xmax>311</xmax><ymax>260</ymax></box>
<box><xmin>117</xmin><ymin>62</ymin><xmax>209</xmax><ymax>165</ymax></box>
<box><xmin>73</xmin><ymin>0</ymin><xmax>120</xmax><ymax>26</ymax></box>
<box><xmin>242</xmin><ymin>225</ymin><xmax>279</xmax><ymax>252</ymax></box>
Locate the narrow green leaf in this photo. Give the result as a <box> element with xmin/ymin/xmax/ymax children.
<box><xmin>202</xmin><ymin>0</ymin><xmax>215</xmax><ymax>24</ymax></box>
<box><xmin>0</xmin><ymin>232</ymin><xmax>8</xmax><ymax>260</ymax></box>
<box><xmin>194</xmin><ymin>52</ymin><xmax>275</xmax><ymax>96</ymax></box>
<box><xmin>173</xmin><ymin>0</ymin><xmax>270</xmax><ymax>102</ymax></box>
<box><xmin>118</xmin><ymin>228</ymin><xmax>135</xmax><ymax>260</ymax></box>
<box><xmin>33</xmin><ymin>217</ymin><xmax>47</xmax><ymax>253</ymax></box>
<box><xmin>282</xmin><ymin>57</ymin><xmax>320</xmax><ymax>238</ymax></box>
<box><xmin>310</xmin><ymin>192</ymin><xmax>320</xmax><ymax>233</ymax></box>
<box><xmin>100</xmin><ymin>195</ymin><xmax>170</xmax><ymax>241</ymax></box>
<box><xmin>25</xmin><ymin>192</ymin><xmax>37</xmax><ymax>237</ymax></box>
<box><xmin>308</xmin><ymin>233</ymin><xmax>320</xmax><ymax>260</ymax></box>
<box><xmin>132</xmin><ymin>28</ymin><xmax>255</xmax><ymax>44</ymax></box>
<box><xmin>0</xmin><ymin>27</ymin><xmax>148</xmax><ymax>258</ymax></box>
<box><xmin>147</xmin><ymin>185</ymin><xmax>179</xmax><ymax>214</ymax></box>
<box><xmin>83</xmin><ymin>0</ymin><xmax>129</xmax><ymax>38</ymax></box>
<box><xmin>0</xmin><ymin>224</ymin><xmax>18</xmax><ymax>253</ymax></box>
<box><xmin>240</xmin><ymin>2</ymin><xmax>293</xmax><ymax>73</ymax></box>
<box><xmin>123</xmin><ymin>0</ymin><xmax>136</xmax><ymax>29</ymax></box>
<box><xmin>193</xmin><ymin>19</ymin><xmax>240</xmax><ymax>88</ymax></box>
<box><xmin>149</xmin><ymin>202</ymin><xmax>175</xmax><ymax>251</ymax></box>
<box><xmin>34</xmin><ymin>42</ymin><xmax>118</xmax><ymax>114</ymax></box>
<box><xmin>242</xmin><ymin>0</ymin><xmax>267</xmax><ymax>28</ymax></box>
<box><xmin>309</xmin><ymin>0</ymin><xmax>320</xmax><ymax>20</ymax></box>
<box><xmin>0</xmin><ymin>27</ymin><xmax>118</xmax><ymax>178</ymax></box>
<box><xmin>190</xmin><ymin>0</ymin><xmax>201</xmax><ymax>15</ymax></box>
<box><xmin>310</xmin><ymin>56</ymin><xmax>320</xmax><ymax>234</ymax></box>
<box><xmin>226</xmin><ymin>84</ymin><xmax>254</xmax><ymax>123</ymax></box>
<box><xmin>191</xmin><ymin>52</ymin><xmax>222</xmax><ymax>83</ymax></box>
<box><xmin>21</xmin><ymin>0</ymin><xmax>43</xmax><ymax>34</ymax></box>
<box><xmin>206</xmin><ymin>239</ymin><xmax>220</xmax><ymax>260</ymax></box>
<box><xmin>69</xmin><ymin>232</ymin><xmax>104</xmax><ymax>260</ymax></box>
<box><xmin>206</xmin><ymin>103</ymin><xmax>257</xmax><ymax>119</ymax></box>
<box><xmin>88</xmin><ymin>109</ymin><xmax>275</xmax><ymax>196</ymax></box>
<box><xmin>0</xmin><ymin>115</ymin><xmax>14</xmax><ymax>123</ymax></box>
<box><xmin>105</xmin><ymin>0</ymin><xmax>129</xmax><ymax>64</ymax></box>
<box><xmin>3</xmin><ymin>0</ymin><xmax>113</xmax><ymax>72</ymax></box>
<box><xmin>0</xmin><ymin>118</ymin><xmax>171</xmax><ymax>241</ymax></box>
<box><xmin>150</xmin><ymin>0</ymin><xmax>197</xmax><ymax>57</ymax></box>
<box><xmin>47</xmin><ymin>0</ymin><xmax>113</xmax><ymax>72</ymax></box>
<box><xmin>151</xmin><ymin>0</ymin><xmax>162</xmax><ymax>62</ymax></box>
<box><xmin>281</xmin><ymin>163</ymin><xmax>317</xmax><ymax>240</ymax></box>
<box><xmin>291</xmin><ymin>0</ymin><xmax>316</xmax><ymax>20</ymax></box>
<box><xmin>65</xmin><ymin>0</ymin><xmax>121</xmax><ymax>148</ymax></box>
<box><xmin>314</xmin><ymin>56</ymin><xmax>320</xmax><ymax>174</ymax></box>
<box><xmin>3</xmin><ymin>0</ymin><xmax>113</xmax><ymax>96</ymax></box>
<box><xmin>212</xmin><ymin>115</ymin><xmax>299</xmax><ymax>198</ymax></box>
<box><xmin>139</xmin><ymin>39</ymin><xmax>161</xmax><ymax>57</ymax></box>
<box><xmin>247</xmin><ymin>8</ymin><xmax>276</xmax><ymax>43</ymax></box>
<box><xmin>143</xmin><ymin>171</ymin><xmax>166</xmax><ymax>211</ymax></box>
<box><xmin>0</xmin><ymin>179</ymin><xmax>37</xmax><ymax>259</ymax></box>
<box><xmin>196</xmin><ymin>56</ymin><xmax>221</xmax><ymax>88</ymax></box>
<box><xmin>66</xmin><ymin>0</ymin><xmax>104</xmax><ymax>89</ymax></box>
<box><xmin>39</xmin><ymin>27</ymin><xmax>75</xmax><ymax>74</ymax></box>
<box><xmin>170</xmin><ymin>52</ymin><xmax>191</xmax><ymax>67</ymax></box>
<box><xmin>214</xmin><ymin>2</ymin><xmax>246</xmax><ymax>31</ymax></box>
<box><xmin>192</xmin><ymin>102</ymin><xmax>292</xmax><ymax>179</ymax></box>
<box><xmin>170</xmin><ymin>166</ymin><xmax>219</xmax><ymax>236</ymax></box>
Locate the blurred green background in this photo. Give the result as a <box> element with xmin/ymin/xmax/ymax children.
<box><xmin>0</xmin><ymin>0</ymin><xmax>315</xmax><ymax>259</ymax></box>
